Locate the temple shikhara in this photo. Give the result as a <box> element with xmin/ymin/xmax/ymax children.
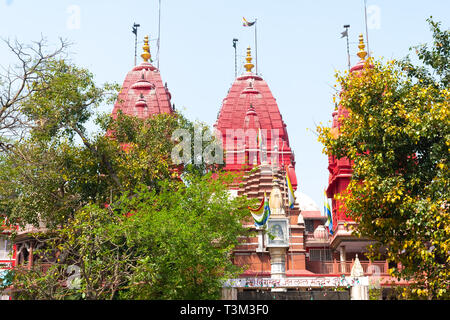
<box><xmin>111</xmin><ymin>35</ymin><xmax>174</xmax><ymax>118</ymax></box>
<box><xmin>0</xmin><ymin>33</ymin><xmax>403</xmax><ymax>300</ymax></box>
<box><xmin>217</xmin><ymin>36</ymin><xmax>399</xmax><ymax>300</ymax></box>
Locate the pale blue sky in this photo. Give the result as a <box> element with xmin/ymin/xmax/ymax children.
<box><xmin>1</xmin><ymin>0</ymin><xmax>448</xmax><ymax>209</ymax></box>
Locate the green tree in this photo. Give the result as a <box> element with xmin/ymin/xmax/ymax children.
<box><xmin>0</xmin><ymin>55</ymin><xmax>206</xmax><ymax>228</ymax></box>
<box><xmin>317</xmin><ymin>19</ymin><xmax>449</xmax><ymax>299</ymax></box>
<box><xmin>6</xmin><ymin>174</ymin><xmax>249</xmax><ymax>300</ymax></box>
<box><xmin>0</xmin><ymin>37</ymin><xmax>69</xmax><ymax>141</ymax></box>
<box><xmin>117</xmin><ymin>175</ymin><xmax>249</xmax><ymax>300</ymax></box>
<box><xmin>0</xmin><ymin>57</ymin><xmax>119</xmax><ymax>228</ymax></box>
<box><xmin>0</xmin><ymin>39</ymin><xmax>250</xmax><ymax>299</ymax></box>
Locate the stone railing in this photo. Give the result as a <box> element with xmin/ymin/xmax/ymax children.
<box><xmin>307</xmin><ymin>259</ymin><xmax>389</xmax><ymax>275</ymax></box>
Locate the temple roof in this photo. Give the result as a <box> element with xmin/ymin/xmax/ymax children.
<box><xmin>214</xmin><ymin>47</ymin><xmax>296</xmax><ymax>185</ymax></box>
<box><xmin>111</xmin><ymin>35</ymin><xmax>173</xmax><ymax>119</ymax></box>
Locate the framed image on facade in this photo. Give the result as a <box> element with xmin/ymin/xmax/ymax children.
<box><xmin>266</xmin><ymin>219</ymin><xmax>289</xmax><ymax>247</ymax></box>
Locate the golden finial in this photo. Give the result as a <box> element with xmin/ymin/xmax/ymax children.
<box><xmin>141</xmin><ymin>35</ymin><xmax>151</xmax><ymax>63</ymax></box>
<box><xmin>244</xmin><ymin>46</ymin><xmax>254</xmax><ymax>73</ymax></box>
<box><xmin>357</xmin><ymin>33</ymin><xmax>367</xmax><ymax>60</ymax></box>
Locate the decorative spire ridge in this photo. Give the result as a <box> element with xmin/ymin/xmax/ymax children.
<box><xmin>141</xmin><ymin>35</ymin><xmax>151</xmax><ymax>63</ymax></box>
<box><xmin>357</xmin><ymin>33</ymin><xmax>367</xmax><ymax>60</ymax></box>
<box><xmin>244</xmin><ymin>46</ymin><xmax>254</xmax><ymax>73</ymax></box>
<box><xmin>246</xmin><ymin>103</ymin><xmax>257</xmax><ymax>116</ymax></box>
<box><xmin>135</xmin><ymin>92</ymin><xmax>147</xmax><ymax>109</ymax></box>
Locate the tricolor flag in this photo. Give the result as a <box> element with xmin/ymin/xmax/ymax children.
<box><xmin>257</xmin><ymin>128</ymin><xmax>263</xmax><ymax>151</ymax></box>
<box><xmin>242</xmin><ymin>17</ymin><xmax>256</xmax><ymax>27</ymax></box>
<box><xmin>248</xmin><ymin>192</ymin><xmax>270</xmax><ymax>227</ymax></box>
<box><xmin>324</xmin><ymin>190</ymin><xmax>334</xmax><ymax>235</ymax></box>
<box><xmin>285</xmin><ymin>166</ymin><xmax>295</xmax><ymax>209</ymax></box>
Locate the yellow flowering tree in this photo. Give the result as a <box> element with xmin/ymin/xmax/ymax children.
<box><xmin>317</xmin><ymin>19</ymin><xmax>449</xmax><ymax>299</ymax></box>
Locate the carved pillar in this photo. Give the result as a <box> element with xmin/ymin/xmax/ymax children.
<box><xmin>221</xmin><ymin>287</ymin><xmax>237</xmax><ymax>300</ymax></box>
<box><xmin>268</xmin><ymin>247</ymin><xmax>287</xmax><ymax>292</ymax></box>
<box><xmin>339</xmin><ymin>245</ymin><xmax>346</xmax><ymax>274</ymax></box>
<box><xmin>27</xmin><ymin>243</ymin><xmax>33</xmax><ymax>270</ymax></box>
<box><xmin>14</xmin><ymin>244</ymin><xmax>21</xmax><ymax>267</ymax></box>
<box><xmin>12</xmin><ymin>244</ymin><xmax>17</xmax><ymax>268</ymax></box>
<box><xmin>256</xmin><ymin>228</ymin><xmax>264</xmax><ymax>252</ymax></box>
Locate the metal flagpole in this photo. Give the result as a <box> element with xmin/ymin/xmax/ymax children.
<box><xmin>364</xmin><ymin>0</ymin><xmax>370</xmax><ymax>57</ymax></box>
<box><xmin>132</xmin><ymin>23</ymin><xmax>140</xmax><ymax>66</ymax></box>
<box><xmin>346</xmin><ymin>29</ymin><xmax>350</xmax><ymax>70</ymax></box>
<box><xmin>342</xmin><ymin>25</ymin><xmax>351</xmax><ymax>71</ymax></box>
<box><xmin>157</xmin><ymin>0</ymin><xmax>162</xmax><ymax>69</ymax></box>
<box><xmin>233</xmin><ymin>38</ymin><xmax>238</xmax><ymax>78</ymax></box>
<box><xmin>255</xmin><ymin>18</ymin><xmax>258</xmax><ymax>75</ymax></box>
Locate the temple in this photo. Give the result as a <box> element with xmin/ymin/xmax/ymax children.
<box><xmin>1</xmin><ymin>34</ymin><xmax>402</xmax><ymax>300</ymax></box>
<box><xmin>220</xmin><ymin>36</ymin><xmax>399</xmax><ymax>300</ymax></box>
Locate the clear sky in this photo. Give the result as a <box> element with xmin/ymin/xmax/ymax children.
<box><xmin>1</xmin><ymin>0</ymin><xmax>449</xmax><ymax>209</ymax></box>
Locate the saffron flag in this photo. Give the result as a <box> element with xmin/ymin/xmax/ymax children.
<box><xmin>324</xmin><ymin>190</ymin><xmax>334</xmax><ymax>235</ymax></box>
<box><xmin>285</xmin><ymin>166</ymin><xmax>295</xmax><ymax>209</ymax></box>
<box><xmin>248</xmin><ymin>192</ymin><xmax>270</xmax><ymax>227</ymax></box>
<box><xmin>243</xmin><ymin>17</ymin><xmax>256</xmax><ymax>27</ymax></box>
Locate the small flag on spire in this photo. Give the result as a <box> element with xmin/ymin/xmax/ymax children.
<box><xmin>257</xmin><ymin>127</ymin><xmax>263</xmax><ymax>151</ymax></box>
<box><xmin>132</xmin><ymin>23</ymin><xmax>140</xmax><ymax>35</ymax></box>
<box><xmin>285</xmin><ymin>166</ymin><xmax>295</xmax><ymax>209</ymax></box>
<box><xmin>323</xmin><ymin>190</ymin><xmax>334</xmax><ymax>235</ymax></box>
<box><xmin>243</xmin><ymin>17</ymin><xmax>256</xmax><ymax>27</ymax></box>
<box><xmin>340</xmin><ymin>29</ymin><xmax>348</xmax><ymax>38</ymax></box>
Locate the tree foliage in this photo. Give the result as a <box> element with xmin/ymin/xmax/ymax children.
<box><xmin>0</xmin><ymin>39</ymin><xmax>250</xmax><ymax>299</ymax></box>
<box><xmin>317</xmin><ymin>19</ymin><xmax>449</xmax><ymax>299</ymax></box>
<box><xmin>8</xmin><ymin>175</ymin><xmax>248</xmax><ymax>300</ymax></box>
<box><xmin>0</xmin><ymin>37</ymin><xmax>69</xmax><ymax>141</ymax></box>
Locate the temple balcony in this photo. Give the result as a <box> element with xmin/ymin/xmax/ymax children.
<box><xmin>306</xmin><ymin>259</ymin><xmax>389</xmax><ymax>276</ymax></box>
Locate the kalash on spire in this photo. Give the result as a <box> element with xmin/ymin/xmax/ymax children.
<box><xmin>244</xmin><ymin>46</ymin><xmax>255</xmax><ymax>73</ymax></box>
<box><xmin>350</xmin><ymin>33</ymin><xmax>369</xmax><ymax>73</ymax></box>
<box><xmin>111</xmin><ymin>35</ymin><xmax>173</xmax><ymax>119</ymax></box>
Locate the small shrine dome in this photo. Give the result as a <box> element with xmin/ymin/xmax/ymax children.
<box><xmin>313</xmin><ymin>225</ymin><xmax>328</xmax><ymax>240</ymax></box>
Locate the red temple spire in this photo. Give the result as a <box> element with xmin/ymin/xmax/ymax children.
<box><xmin>111</xmin><ymin>35</ymin><xmax>173</xmax><ymax>119</ymax></box>
<box><xmin>214</xmin><ymin>46</ymin><xmax>297</xmax><ymax>189</ymax></box>
<box><xmin>326</xmin><ymin>33</ymin><xmax>369</xmax><ymax>233</ymax></box>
